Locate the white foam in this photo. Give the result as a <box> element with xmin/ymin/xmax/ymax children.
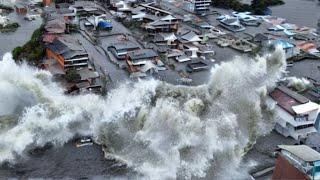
<box><xmin>0</xmin><ymin>47</ymin><xmax>286</xmax><ymax>179</ymax></box>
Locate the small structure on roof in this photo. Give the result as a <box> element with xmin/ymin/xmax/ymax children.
<box><xmin>273</xmin><ymin>145</ymin><xmax>320</xmax><ymax>180</ymax></box>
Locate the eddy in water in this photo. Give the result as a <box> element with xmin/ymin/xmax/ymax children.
<box><xmin>0</xmin><ymin>47</ymin><xmax>286</xmax><ymax>179</ymax></box>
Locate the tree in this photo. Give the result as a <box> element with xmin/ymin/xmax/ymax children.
<box><xmin>12</xmin><ymin>46</ymin><xmax>22</xmax><ymax>60</ymax></box>
<box><xmin>65</xmin><ymin>68</ymin><xmax>80</xmax><ymax>82</ymax></box>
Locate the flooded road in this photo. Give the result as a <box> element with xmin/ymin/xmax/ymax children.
<box><xmin>0</xmin><ymin>11</ymin><xmax>42</xmax><ymax>57</ymax></box>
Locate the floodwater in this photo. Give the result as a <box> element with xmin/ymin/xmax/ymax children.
<box><xmin>0</xmin><ymin>11</ymin><xmax>42</xmax><ymax>57</ymax></box>
<box><xmin>271</xmin><ymin>0</ymin><xmax>320</xmax><ymax>27</ymax></box>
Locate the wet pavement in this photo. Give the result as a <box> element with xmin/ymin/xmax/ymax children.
<box><xmin>0</xmin><ymin>11</ymin><xmax>42</xmax><ymax>57</ymax></box>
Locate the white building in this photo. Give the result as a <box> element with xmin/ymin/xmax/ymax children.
<box><xmin>184</xmin><ymin>0</ymin><xmax>211</xmax><ymax>14</ymax></box>
<box><xmin>269</xmin><ymin>86</ymin><xmax>320</xmax><ymax>140</ymax></box>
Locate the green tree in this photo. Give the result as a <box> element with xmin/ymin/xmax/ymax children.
<box><xmin>65</xmin><ymin>68</ymin><xmax>80</xmax><ymax>82</ymax></box>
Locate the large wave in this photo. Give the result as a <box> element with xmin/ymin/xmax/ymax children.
<box><xmin>0</xmin><ymin>47</ymin><xmax>286</xmax><ymax>179</ymax></box>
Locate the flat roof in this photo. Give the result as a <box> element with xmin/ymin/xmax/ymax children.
<box><xmin>270</xmin><ymin>86</ymin><xmax>309</xmax><ymax>115</ymax></box>
<box><xmin>187</xmin><ymin>61</ymin><xmax>209</xmax><ymax>70</ymax></box>
<box><xmin>128</xmin><ymin>49</ymin><xmax>158</xmax><ymax>60</ymax></box>
<box><xmin>109</xmin><ymin>42</ymin><xmax>139</xmax><ymax>51</ymax></box>
<box><xmin>139</xmin><ymin>4</ymin><xmax>171</xmax><ymax>15</ymax></box>
<box><xmin>292</xmin><ymin>101</ymin><xmax>319</xmax><ymax>114</ymax></box>
<box><xmin>278</xmin><ymin>145</ymin><xmax>320</xmax><ymax>162</ymax></box>
<box><xmin>47</xmin><ymin>38</ymin><xmax>88</xmax><ymax>59</ymax></box>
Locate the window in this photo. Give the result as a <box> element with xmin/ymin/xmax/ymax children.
<box><xmin>295</xmin><ymin>114</ymin><xmax>309</xmax><ymax>122</ymax></box>
<box><xmin>294</xmin><ymin>124</ymin><xmax>314</xmax><ymax>131</ymax></box>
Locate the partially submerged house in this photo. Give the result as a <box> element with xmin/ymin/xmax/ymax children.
<box><xmin>126</xmin><ymin>49</ymin><xmax>158</xmax><ymax>73</ymax></box>
<box><xmin>43</xmin><ymin>0</ymin><xmax>52</xmax><ymax>7</ymax></box>
<box><xmin>183</xmin><ymin>0</ymin><xmax>211</xmax><ymax>15</ymax></box>
<box><xmin>272</xmin><ymin>145</ymin><xmax>320</xmax><ymax>180</ymax></box>
<box><xmin>43</xmin><ymin>17</ymin><xmax>66</xmax><ymax>43</ymax></box>
<box><xmin>153</xmin><ymin>33</ymin><xmax>178</xmax><ymax>47</ymax></box>
<box><xmin>108</xmin><ymin>41</ymin><xmax>140</xmax><ymax>59</ymax></box>
<box><xmin>219</xmin><ymin>17</ymin><xmax>246</xmax><ymax>32</ymax></box>
<box><xmin>15</xmin><ymin>3</ymin><xmax>28</xmax><ymax>15</ymax></box>
<box><xmin>272</xmin><ymin>39</ymin><xmax>295</xmax><ymax>58</ymax></box>
<box><xmin>179</xmin><ymin>30</ymin><xmax>201</xmax><ymax>44</ymax></box>
<box><xmin>145</xmin><ymin>19</ymin><xmax>178</xmax><ymax>34</ymax></box>
<box><xmin>46</xmin><ymin>37</ymin><xmax>89</xmax><ymax>70</ymax></box>
<box><xmin>269</xmin><ymin>86</ymin><xmax>319</xmax><ymax>140</ymax></box>
<box><xmin>186</xmin><ymin>60</ymin><xmax>209</xmax><ymax>73</ymax></box>
<box><xmin>232</xmin><ymin>12</ymin><xmax>261</xmax><ymax>27</ymax></box>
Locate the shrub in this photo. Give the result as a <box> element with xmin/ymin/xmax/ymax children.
<box><xmin>65</xmin><ymin>68</ymin><xmax>80</xmax><ymax>82</ymax></box>
<box><xmin>12</xmin><ymin>25</ymin><xmax>45</xmax><ymax>64</ymax></box>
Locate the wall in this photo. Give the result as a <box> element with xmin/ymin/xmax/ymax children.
<box><xmin>46</xmin><ymin>48</ymin><xmax>65</xmax><ymax>69</ymax></box>
<box><xmin>272</xmin><ymin>154</ymin><xmax>309</xmax><ymax>180</ymax></box>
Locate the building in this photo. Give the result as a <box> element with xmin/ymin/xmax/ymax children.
<box><xmin>139</xmin><ymin>4</ymin><xmax>171</xmax><ymax>16</ymax></box>
<box><xmin>219</xmin><ymin>17</ymin><xmax>246</xmax><ymax>32</ymax></box>
<box><xmin>153</xmin><ymin>33</ymin><xmax>178</xmax><ymax>48</ymax></box>
<box><xmin>43</xmin><ymin>0</ymin><xmax>52</xmax><ymax>7</ymax></box>
<box><xmin>271</xmin><ymin>39</ymin><xmax>295</xmax><ymax>58</ymax></box>
<box><xmin>46</xmin><ymin>38</ymin><xmax>89</xmax><ymax>70</ymax></box>
<box><xmin>272</xmin><ymin>145</ymin><xmax>320</xmax><ymax>180</ymax></box>
<box><xmin>184</xmin><ymin>0</ymin><xmax>211</xmax><ymax>14</ymax></box>
<box><xmin>145</xmin><ymin>19</ymin><xmax>178</xmax><ymax>34</ymax></box>
<box><xmin>108</xmin><ymin>41</ymin><xmax>140</xmax><ymax>59</ymax></box>
<box><xmin>15</xmin><ymin>3</ymin><xmax>27</xmax><ymax>15</ymax></box>
<box><xmin>186</xmin><ymin>61</ymin><xmax>209</xmax><ymax>73</ymax></box>
<box><xmin>269</xmin><ymin>86</ymin><xmax>319</xmax><ymax>140</ymax></box>
<box><xmin>126</xmin><ymin>49</ymin><xmax>158</xmax><ymax>73</ymax></box>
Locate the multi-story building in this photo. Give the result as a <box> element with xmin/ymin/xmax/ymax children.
<box><xmin>46</xmin><ymin>37</ymin><xmax>89</xmax><ymax>70</ymax></box>
<box><xmin>269</xmin><ymin>86</ymin><xmax>319</xmax><ymax>140</ymax></box>
<box><xmin>273</xmin><ymin>145</ymin><xmax>320</xmax><ymax>180</ymax></box>
<box><xmin>184</xmin><ymin>0</ymin><xmax>211</xmax><ymax>15</ymax></box>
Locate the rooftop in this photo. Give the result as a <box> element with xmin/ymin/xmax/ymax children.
<box><xmin>270</xmin><ymin>86</ymin><xmax>310</xmax><ymax>115</ymax></box>
<box><xmin>128</xmin><ymin>49</ymin><xmax>158</xmax><ymax>61</ymax></box>
<box><xmin>47</xmin><ymin>37</ymin><xmax>87</xmax><ymax>59</ymax></box>
<box><xmin>278</xmin><ymin>145</ymin><xmax>320</xmax><ymax>162</ymax></box>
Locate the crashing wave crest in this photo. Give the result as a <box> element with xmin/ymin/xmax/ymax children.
<box><xmin>0</xmin><ymin>47</ymin><xmax>286</xmax><ymax>179</ymax></box>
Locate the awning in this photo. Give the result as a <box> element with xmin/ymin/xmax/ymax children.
<box><xmin>292</xmin><ymin>101</ymin><xmax>319</xmax><ymax>114</ymax></box>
